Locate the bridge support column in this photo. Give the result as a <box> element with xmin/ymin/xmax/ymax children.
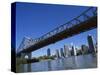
<box><xmin>20</xmin><ymin>52</ymin><xmax>32</xmax><ymax>59</ymax></box>
<box><xmin>27</xmin><ymin>52</ymin><xmax>32</xmax><ymax>59</ymax></box>
<box><xmin>26</xmin><ymin>52</ymin><xmax>32</xmax><ymax>72</ymax></box>
<box><xmin>20</xmin><ymin>53</ymin><xmax>26</xmax><ymax>72</ymax></box>
<box><xmin>21</xmin><ymin>53</ymin><xmax>26</xmax><ymax>60</ymax></box>
<box><xmin>20</xmin><ymin>52</ymin><xmax>32</xmax><ymax>72</ymax></box>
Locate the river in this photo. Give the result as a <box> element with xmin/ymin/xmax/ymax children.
<box><xmin>17</xmin><ymin>54</ymin><xmax>97</xmax><ymax>73</ymax></box>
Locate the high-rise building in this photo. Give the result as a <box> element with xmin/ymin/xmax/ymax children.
<box><xmin>56</xmin><ymin>49</ymin><xmax>60</xmax><ymax>58</ymax></box>
<box><xmin>95</xmin><ymin>42</ymin><xmax>97</xmax><ymax>53</ymax></box>
<box><xmin>64</xmin><ymin>45</ymin><xmax>70</xmax><ymax>57</ymax></box>
<box><xmin>71</xmin><ymin>45</ymin><xmax>77</xmax><ymax>56</ymax></box>
<box><xmin>87</xmin><ymin>35</ymin><xmax>95</xmax><ymax>53</ymax></box>
<box><xmin>81</xmin><ymin>45</ymin><xmax>89</xmax><ymax>54</ymax></box>
<box><xmin>47</xmin><ymin>48</ymin><xmax>51</xmax><ymax>56</ymax></box>
<box><xmin>71</xmin><ymin>47</ymin><xmax>74</xmax><ymax>56</ymax></box>
<box><xmin>75</xmin><ymin>47</ymin><xmax>78</xmax><ymax>56</ymax></box>
<box><xmin>74</xmin><ymin>45</ymin><xmax>77</xmax><ymax>56</ymax></box>
<box><xmin>60</xmin><ymin>48</ymin><xmax>65</xmax><ymax>57</ymax></box>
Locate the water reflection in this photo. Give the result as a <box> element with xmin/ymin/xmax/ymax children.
<box><xmin>47</xmin><ymin>60</ymin><xmax>52</xmax><ymax>71</ymax></box>
<box><xmin>27</xmin><ymin>64</ymin><xmax>31</xmax><ymax>72</ymax></box>
<box><xmin>18</xmin><ymin>54</ymin><xmax>97</xmax><ymax>72</ymax></box>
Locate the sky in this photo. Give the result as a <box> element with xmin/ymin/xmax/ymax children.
<box><xmin>15</xmin><ymin>2</ymin><xmax>97</xmax><ymax>57</ymax></box>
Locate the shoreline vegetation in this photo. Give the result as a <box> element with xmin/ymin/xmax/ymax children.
<box><xmin>16</xmin><ymin>52</ymin><xmax>96</xmax><ymax>65</ymax></box>
<box><xmin>16</xmin><ymin>55</ymin><xmax>56</xmax><ymax>72</ymax></box>
<box><xmin>17</xmin><ymin>55</ymin><xmax>56</xmax><ymax>63</ymax></box>
<box><xmin>16</xmin><ymin>51</ymin><xmax>97</xmax><ymax>65</ymax></box>
<box><xmin>16</xmin><ymin>55</ymin><xmax>56</xmax><ymax>68</ymax></box>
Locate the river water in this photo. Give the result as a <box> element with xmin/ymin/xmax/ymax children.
<box><xmin>18</xmin><ymin>54</ymin><xmax>97</xmax><ymax>73</ymax></box>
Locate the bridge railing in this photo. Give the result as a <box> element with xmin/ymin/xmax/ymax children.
<box><xmin>17</xmin><ymin>7</ymin><xmax>97</xmax><ymax>51</ymax></box>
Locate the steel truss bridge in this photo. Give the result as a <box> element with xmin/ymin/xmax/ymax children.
<box><xmin>17</xmin><ymin>7</ymin><xmax>97</xmax><ymax>56</ymax></box>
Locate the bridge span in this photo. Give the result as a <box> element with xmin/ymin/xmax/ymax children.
<box><xmin>17</xmin><ymin>7</ymin><xmax>97</xmax><ymax>56</ymax></box>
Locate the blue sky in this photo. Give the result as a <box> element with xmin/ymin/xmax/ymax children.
<box><xmin>16</xmin><ymin>2</ymin><xmax>97</xmax><ymax>57</ymax></box>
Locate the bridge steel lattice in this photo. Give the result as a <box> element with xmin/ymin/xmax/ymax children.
<box><xmin>17</xmin><ymin>7</ymin><xmax>97</xmax><ymax>56</ymax></box>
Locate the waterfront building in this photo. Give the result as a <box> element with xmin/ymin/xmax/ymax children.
<box><xmin>64</xmin><ymin>44</ymin><xmax>70</xmax><ymax>57</ymax></box>
<box><xmin>95</xmin><ymin>42</ymin><xmax>97</xmax><ymax>53</ymax></box>
<box><xmin>71</xmin><ymin>44</ymin><xmax>77</xmax><ymax>56</ymax></box>
<box><xmin>87</xmin><ymin>35</ymin><xmax>95</xmax><ymax>53</ymax></box>
<box><xmin>56</xmin><ymin>49</ymin><xmax>60</xmax><ymax>58</ymax></box>
<box><xmin>60</xmin><ymin>48</ymin><xmax>65</xmax><ymax>57</ymax></box>
<box><xmin>74</xmin><ymin>45</ymin><xmax>77</xmax><ymax>56</ymax></box>
<box><xmin>81</xmin><ymin>45</ymin><xmax>89</xmax><ymax>54</ymax></box>
<box><xmin>47</xmin><ymin>48</ymin><xmax>51</xmax><ymax>56</ymax></box>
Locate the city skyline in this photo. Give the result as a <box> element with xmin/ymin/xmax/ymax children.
<box><xmin>44</xmin><ymin>34</ymin><xmax>97</xmax><ymax>59</ymax></box>
<box><xmin>31</xmin><ymin>32</ymin><xmax>97</xmax><ymax>57</ymax></box>
<box><xmin>16</xmin><ymin>2</ymin><xmax>97</xmax><ymax>57</ymax></box>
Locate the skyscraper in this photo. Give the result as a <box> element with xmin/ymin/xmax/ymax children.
<box><xmin>95</xmin><ymin>42</ymin><xmax>97</xmax><ymax>53</ymax></box>
<box><xmin>47</xmin><ymin>48</ymin><xmax>51</xmax><ymax>56</ymax></box>
<box><xmin>64</xmin><ymin>45</ymin><xmax>70</xmax><ymax>57</ymax></box>
<box><xmin>56</xmin><ymin>49</ymin><xmax>60</xmax><ymax>58</ymax></box>
<box><xmin>71</xmin><ymin>46</ymin><xmax>74</xmax><ymax>56</ymax></box>
<box><xmin>73</xmin><ymin>45</ymin><xmax>77</xmax><ymax>56</ymax></box>
<box><xmin>87</xmin><ymin>35</ymin><xmax>95</xmax><ymax>53</ymax></box>
<box><xmin>71</xmin><ymin>44</ymin><xmax>77</xmax><ymax>56</ymax></box>
<box><xmin>60</xmin><ymin>48</ymin><xmax>65</xmax><ymax>57</ymax></box>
